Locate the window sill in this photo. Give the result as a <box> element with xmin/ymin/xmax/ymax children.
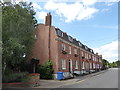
<box><xmin>62</xmin><ymin>68</ymin><xmax>66</xmax><ymax>70</ymax></box>
<box><xmin>75</xmin><ymin>68</ymin><xmax>78</xmax><ymax>69</ymax></box>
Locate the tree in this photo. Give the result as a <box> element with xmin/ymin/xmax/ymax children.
<box><xmin>115</xmin><ymin>60</ymin><xmax>120</xmax><ymax>67</ymax></box>
<box><xmin>102</xmin><ymin>59</ymin><xmax>109</xmax><ymax>69</ymax></box>
<box><xmin>2</xmin><ymin>2</ymin><xmax>37</xmax><ymax>73</ymax></box>
<box><xmin>36</xmin><ymin>60</ymin><xmax>54</xmax><ymax>79</ymax></box>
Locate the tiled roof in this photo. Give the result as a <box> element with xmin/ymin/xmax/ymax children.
<box><xmin>55</xmin><ymin>28</ymin><xmax>94</xmax><ymax>54</ymax></box>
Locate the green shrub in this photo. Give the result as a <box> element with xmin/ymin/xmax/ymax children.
<box><xmin>20</xmin><ymin>75</ymin><xmax>30</xmax><ymax>82</ymax></box>
<box><xmin>36</xmin><ymin>60</ymin><xmax>54</xmax><ymax>79</ymax></box>
<box><xmin>2</xmin><ymin>72</ymin><xmax>29</xmax><ymax>83</ymax></box>
<box><xmin>3</xmin><ymin>67</ymin><xmax>13</xmax><ymax>75</ymax></box>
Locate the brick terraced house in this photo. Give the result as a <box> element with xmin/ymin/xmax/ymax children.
<box><xmin>32</xmin><ymin>13</ymin><xmax>103</xmax><ymax>79</ymax></box>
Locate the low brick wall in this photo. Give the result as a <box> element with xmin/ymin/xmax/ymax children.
<box><xmin>28</xmin><ymin>73</ymin><xmax>40</xmax><ymax>87</ymax></box>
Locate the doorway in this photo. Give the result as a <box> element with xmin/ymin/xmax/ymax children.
<box><xmin>69</xmin><ymin>60</ymin><xmax>72</xmax><ymax>73</ymax></box>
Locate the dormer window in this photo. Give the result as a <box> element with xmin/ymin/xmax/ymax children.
<box><xmin>79</xmin><ymin>42</ymin><xmax>82</xmax><ymax>47</ymax></box>
<box><xmin>85</xmin><ymin>46</ymin><xmax>88</xmax><ymax>50</ymax></box>
<box><xmin>90</xmin><ymin>49</ymin><xmax>92</xmax><ymax>52</ymax></box>
<box><xmin>62</xmin><ymin>32</ymin><xmax>64</xmax><ymax>37</ymax></box>
<box><xmin>68</xmin><ymin>36</ymin><xmax>73</xmax><ymax>42</ymax></box>
<box><xmin>57</xmin><ymin>30</ymin><xmax>62</xmax><ymax>36</ymax></box>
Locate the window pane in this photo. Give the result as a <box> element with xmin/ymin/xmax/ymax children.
<box><xmin>62</xmin><ymin>44</ymin><xmax>65</xmax><ymax>51</ymax></box>
<box><xmin>75</xmin><ymin>60</ymin><xmax>78</xmax><ymax>69</ymax></box>
<box><xmin>69</xmin><ymin>46</ymin><xmax>71</xmax><ymax>54</ymax></box>
<box><xmin>62</xmin><ymin>59</ymin><xmax>66</xmax><ymax>69</ymax></box>
<box><xmin>74</xmin><ymin>49</ymin><xmax>77</xmax><ymax>54</ymax></box>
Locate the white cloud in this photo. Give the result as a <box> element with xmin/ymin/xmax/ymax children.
<box><xmin>105</xmin><ymin>0</ymin><xmax>119</xmax><ymax>2</ymax></box>
<box><xmin>103</xmin><ymin>0</ymin><xmax>118</xmax><ymax>6</ymax></box>
<box><xmin>104</xmin><ymin>2</ymin><xmax>116</xmax><ymax>6</ymax></box>
<box><xmin>11</xmin><ymin>0</ymin><xmax>24</xmax><ymax>4</ymax></box>
<box><xmin>106</xmin><ymin>3</ymin><xmax>114</xmax><ymax>6</ymax></box>
<box><xmin>44</xmin><ymin>1</ymin><xmax>98</xmax><ymax>22</ymax></box>
<box><xmin>95</xmin><ymin>0</ymin><xmax>119</xmax><ymax>2</ymax></box>
<box><xmin>31</xmin><ymin>2</ymin><xmax>41</xmax><ymax>11</ymax></box>
<box><xmin>23</xmin><ymin>0</ymin><xmax>120</xmax><ymax>3</ymax></box>
<box><xmin>77</xmin><ymin>7</ymin><xmax>98</xmax><ymax>21</ymax></box>
<box><xmin>81</xmin><ymin>0</ymin><xmax>97</xmax><ymax>6</ymax></box>
<box><xmin>93</xmin><ymin>41</ymin><xmax>118</xmax><ymax>63</ymax></box>
<box><xmin>36</xmin><ymin>11</ymin><xmax>47</xmax><ymax>22</ymax></box>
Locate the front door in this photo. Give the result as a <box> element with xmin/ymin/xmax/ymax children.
<box><xmin>69</xmin><ymin>60</ymin><xmax>72</xmax><ymax>73</ymax></box>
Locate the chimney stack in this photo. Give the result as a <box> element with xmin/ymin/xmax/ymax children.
<box><xmin>45</xmin><ymin>12</ymin><xmax>52</xmax><ymax>26</ymax></box>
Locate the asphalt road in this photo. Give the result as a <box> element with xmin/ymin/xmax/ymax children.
<box><xmin>59</xmin><ymin>68</ymin><xmax>118</xmax><ymax>88</ymax></box>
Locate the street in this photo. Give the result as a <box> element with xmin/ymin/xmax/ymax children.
<box><xmin>2</xmin><ymin>68</ymin><xmax>119</xmax><ymax>89</ymax></box>
<box><xmin>59</xmin><ymin>68</ymin><xmax>118</xmax><ymax>88</ymax></box>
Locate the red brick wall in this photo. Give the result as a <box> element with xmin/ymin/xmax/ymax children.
<box><xmin>57</xmin><ymin>40</ymin><xmax>80</xmax><ymax>72</ymax></box>
<box><xmin>32</xmin><ymin>24</ymin><xmax>103</xmax><ymax>74</ymax></box>
<box><xmin>32</xmin><ymin>24</ymin><xmax>50</xmax><ymax>64</ymax></box>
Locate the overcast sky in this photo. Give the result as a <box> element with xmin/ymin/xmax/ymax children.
<box><xmin>14</xmin><ymin>0</ymin><xmax>119</xmax><ymax>63</ymax></box>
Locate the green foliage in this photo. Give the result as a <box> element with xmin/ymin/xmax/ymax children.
<box><xmin>20</xmin><ymin>75</ymin><xmax>30</xmax><ymax>82</ymax></box>
<box><xmin>36</xmin><ymin>60</ymin><xmax>54</xmax><ymax>79</ymax></box>
<box><xmin>2</xmin><ymin>2</ymin><xmax>37</xmax><ymax>73</ymax></box>
<box><xmin>115</xmin><ymin>60</ymin><xmax>120</xmax><ymax>67</ymax></box>
<box><xmin>109</xmin><ymin>60</ymin><xmax>120</xmax><ymax>68</ymax></box>
<box><xmin>109</xmin><ymin>62</ymin><xmax>117</xmax><ymax>68</ymax></box>
<box><xmin>102</xmin><ymin>59</ymin><xmax>109</xmax><ymax>69</ymax></box>
<box><xmin>2</xmin><ymin>71</ymin><xmax>29</xmax><ymax>83</ymax></box>
<box><xmin>3</xmin><ymin>67</ymin><xmax>13</xmax><ymax>75</ymax></box>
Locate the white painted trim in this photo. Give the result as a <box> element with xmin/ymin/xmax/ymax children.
<box><xmin>62</xmin><ymin>59</ymin><xmax>66</xmax><ymax>70</ymax></box>
<box><xmin>56</xmin><ymin>37</ymin><xmax>94</xmax><ymax>55</ymax></box>
<box><xmin>56</xmin><ymin>37</ymin><xmax>79</xmax><ymax>48</ymax></box>
<box><xmin>69</xmin><ymin>59</ymin><xmax>72</xmax><ymax>72</ymax></box>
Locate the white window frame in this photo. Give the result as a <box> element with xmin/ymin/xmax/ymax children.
<box><xmin>87</xmin><ymin>54</ymin><xmax>88</xmax><ymax>59</ymax></box>
<box><xmin>92</xmin><ymin>56</ymin><xmax>94</xmax><ymax>61</ymax></box>
<box><xmin>86</xmin><ymin>62</ymin><xmax>89</xmax><ymax>70</ymax></box>
<box><xmin>82</xmin><ymin>62</ymin><xmax>85</xmax><ymax>69</ymax></box>
<box><xmin>95</xmin><ymin>57</ymin><xmax>96</xmax><ymax>61</ymax></box>
<box><xmin>75</xmin><ymin>60</ymin><xmax>78</xmax><ymax>69</ymax></box>
<box><xmin>62</xmin><ymin>32</ymin><xmax>64</xmax><ymax>37</ymax></box>
<box><xmin>82</xmin><ymin>51</ymin><xmax>84</xmax><ymax>56</ymax></box>
<box><xmin>62</xmin><ymin>59</ymin><xmax>66</xmax><ymax>70</ymax></box>
<box><xmin>85</xmin><ymin>53</ymin><xmax>87</xmax><ymax>59</ymax></box>
<box><xmin>93</xmin><ymin>63</ymin><xmax>96</xmax><ymax>68</ymax></box>
<box><xmin>62</xmin><ymin>43</ymin><xmax>65</xmax><ymax>51</ymax></box>
<box><xmin>69</xmin><ymin>46</ymin><xmax>72</xmax><ymax>54</ymax></box>
<box><xmin>90</xmin><ymin>63</ymin><xmax>92</xmax><ymax>69</ymax></box>
<box><xmin>74</xmin><ymin>48</ymin><xmax>77</xmax><ymax>54</ymax></box>
<box><xmin>89</xmin><ymin>55</ymin><xmax>91</xmax><ymax>59</ymax></box>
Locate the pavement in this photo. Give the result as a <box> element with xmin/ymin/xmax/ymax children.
<box><xmin>59</xmin><ymin>68</ymin><xmax>118</xmax><ymax>88</ymax></box>
<box><xmin>34</xmin><ymin>69</ymin><xmax>109</xmax><ymax>88</ymax></box>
